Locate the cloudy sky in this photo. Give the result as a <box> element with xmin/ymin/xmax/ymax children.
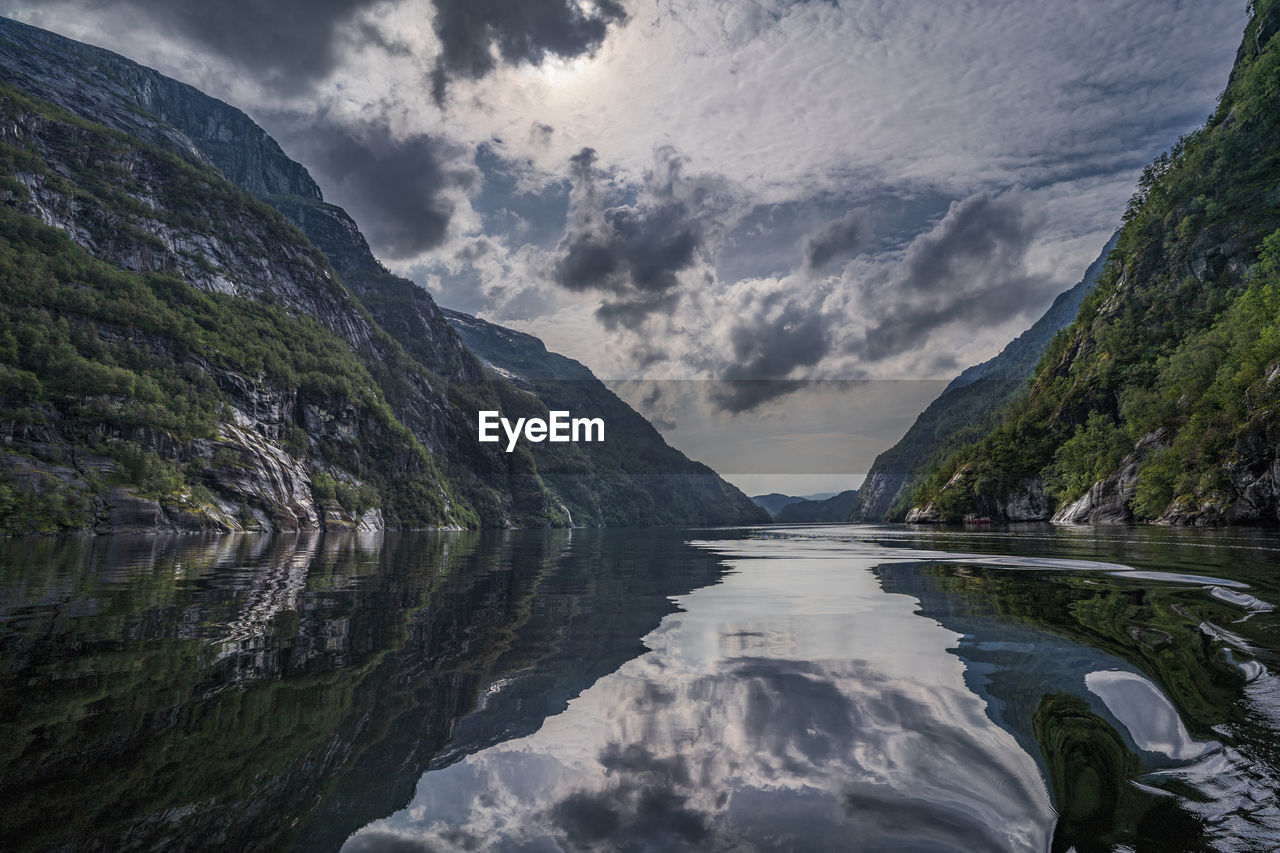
<box><xmin>5</xmin><ymin>0</ymin><xmax>1249</xmax><ymax>494</ymax></box>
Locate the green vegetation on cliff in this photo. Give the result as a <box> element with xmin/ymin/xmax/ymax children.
<box><xmin>0</xmin><ymin>204</ymin><xmax>460</xmax><ymax>532</ymax></box>
<box><xmin>0</xmin><ymin>75</ymin><xmax>480</xmax><ymax>532</ymax></box>
<box><xmin>850</xmin><ymin>234</ymin><xmax>1117</xmax><ymax>523</ymax></box>
<box><xmin>911</xmin><ymin>1</ymin><xmax>1280</xmax><ymax>524</ymax></box>
<box><xmin>0</xmin><ymin>17</ymin><xmax>764</xmax><ymax>533</ymax></box>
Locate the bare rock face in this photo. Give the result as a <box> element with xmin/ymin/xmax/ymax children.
<box><xmin>905</xmin><ymin>470</ymin><xmax>1048</xmax><ymax>524</ymax></box>
<box><xmin>904</xmin><ymin>503</ymin><xmax>941</xmax><ymax>524</ymax></box>
<box><xmin>1052</xmin><ymin>467</ymin><xmax>1139</xmax><ymax>525</ymax></box>
<box><xmin>848</xmin><ymin>471</ymin><xmax>900</xmax><ymax>522</ymax></box>
<box><xmin>205</xmin><ymin>424</ymin><xmax>320</xmax><ymax>532</ymax></box>
<box><xmin>322</xmin><ymin>505</ymin><xmax>385</xmax><ymax>532</ymax></box>
<box><xmin>996</xmin><ymin>479</ymin><xmax>1051</xmax><ymax>522</ymax></box>
<box><xmin>103</xmin><ymin>486</ymin><xmax>232</xmax><ymax>535</ymax></box>
<box><xmin>0</xmin><ymin>18</ymin><xmax>322</xmax><ymax>200</ymax></box>
<box><xmin>2</xmin><ymin>110</ymin><xmax>378</xmax><ymax>356</ymax></box>
<box><xmin>267</xmin><ymin>198</ymin><xmax>483</xmax><ymax>387</ymax></box>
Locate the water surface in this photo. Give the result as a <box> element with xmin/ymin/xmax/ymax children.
<box><xmin>1</xmin><ymin>525</ymin><xmax>1278</xmax><ymax>851</ymax></box>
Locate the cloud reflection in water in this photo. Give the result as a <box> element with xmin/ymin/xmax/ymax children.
<box><xmin>343</xmin><ymin>548</ymin><xmax>1055</xmax><ymax>851</ymax></box>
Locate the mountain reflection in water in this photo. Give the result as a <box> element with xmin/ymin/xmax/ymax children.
<box><xmin>1</xmin><ymin>525</ymin><xmax>1279</xmax><ymax>851</ymax></box>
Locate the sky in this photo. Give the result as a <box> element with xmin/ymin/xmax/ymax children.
<box><xmin>4</xmin><ymin>0</ymin><xmax>1251</xmax><ymax>495</ymax></box>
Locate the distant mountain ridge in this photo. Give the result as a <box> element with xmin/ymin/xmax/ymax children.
<box><xmin>750</xmin><ymin>493</ymin><xmax>807</xmax><ymax>517</ymax></box>
<box><xmin>774</xmin><ymin>490</ymin><xmax>859</xmax><ymax>523</ymax></box>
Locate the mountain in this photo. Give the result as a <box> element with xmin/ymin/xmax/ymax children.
<box><xmin>0</xmin><ymin>17</ymin><xmax>760</xmax><ymax>534</ymax></box>
<box><xmin>750</xmin><ymin>493</ymin><xmax>807</xmax><ymax>517</ymax></box>
<box><xmin>772</xmin><ymin>489</ymin><xmax>859</xmax><ymax>523</ymax></box>
<box><xmin>445</xmin><ymin>309</ymin><xmax>768</xmax><ymax>526</ymax></box>
<box><xmin>849</xmin><ymin>233</ymin><xmax>1118</xmax><ymax>522</ymax></box>
<box><xmin>907</xmin><ymin>0</ymin><xmax>1280</xmax><ymax>525</ymax></box>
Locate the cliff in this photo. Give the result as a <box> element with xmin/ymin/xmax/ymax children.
<box><xmin>0</xmin><ymin>17</ymin><xmax>758</xmax><ymax>533</ymax></box>
<box><xmin>907</xmin><ymin>0</ymin><xmax>1280</xmax><ymax>526</ymax></box>
<box><xmin>850</xmin><ymin>233</ymin><xmax>1117</xmax><ymax>522</ymax></box>
<box><xmin>445</xmin><ymin>309</ymin><xmax>769</xmax><ymax>526</ymax></box>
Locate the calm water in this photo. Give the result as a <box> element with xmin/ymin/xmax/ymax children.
<box><xmin>1</xmin><ymin>525</ymin><xmax>1279</xmax><ymax>851</ymax></box>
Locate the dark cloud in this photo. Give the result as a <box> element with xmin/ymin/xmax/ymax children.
<box><xmin>430</xmin><ymin>0</ymin><xmax>627</xmax><ymax>103</ymax></box>
<box><xmin>549</xmin><ymin>743</ymin><xmax>710</xmax><ymax>849</ymax></box>
<box><xmin>599</xmin><ymin>743</ymin><xmax>690</xmax><ymax>784</ymax></box>
<box><xmin>36</xmin><ymin>0</ymin><xmax>380</xmax><ymax>92</ymax></box>
<box><xmin>726</xmin><ymin>296</ymin><xmax>833</xmax><ymax>378</ymax></box>
<box><xmin>895</xmin><ymin>194</ymin><xmax>1035</xmax><ymax>296</ymax></box>
<box><xmin>701</xmin><ymin>280</ymin><xmax>838</xmax><ymax>413</ymax></box>
<box><xmin>594</xmin><ymin>291</ymin><xmax>683</xmax><ymax>330</ymax></box>
<box><xmin>702</xmin><ymin>194</ymin><xmax>1046</xmax><ymax>412</ymax></box>
<box><xmin>37</xmin><ymin>0</ymin><xmax>626</xmax><ymax>100</ymax></box>
<box><xmin>553</xmin><ymin>792</ymin><xmax>621</xmax><ymax>844</ymax></box>
<box><xmin>849</xmin><ymin>193</ymin><xmax>1051</xmax><ymax>362</ymax></box>
<box><xmin>554</xmin><ymin>147</ymin><xmax>714</xmax><ymax>328</ymax></box>
<box><xmin>706</xmin><ymin>379</ymin><xmax>808</xmax><ymax>415</ymax></box>
<box><xmin>734</xmin><ymin>658</ymin><xmax>856</xmax><ymax>768</ymax></box>
<box><xmin>268</xmin><ymin>114</ymin><xmax>477</xmax><ymax>259</ymax></box>
<box><xmin>803</xmin><ymin>210</ymin><xmax>865</xmax><ymax>272</ymax></box>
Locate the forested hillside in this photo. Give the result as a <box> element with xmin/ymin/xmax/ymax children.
<box><xmin>850</xmin><ymin>234</ymin><xmax>1117</xmax><ymax>521</ymax></box>
<box><xmin>908</xmin><ymin>0</ymin><xmax>1280</xmax><ymax>525</ymax></box>
<box><xmin>0</xmin><ymin>17</ymin><xmax>763</xmax><ymax>533</ymax></box>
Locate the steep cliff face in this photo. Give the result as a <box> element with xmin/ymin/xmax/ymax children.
<box><xmin>0</xmin><ymin>17</ymin><xmax>760</xmax><ymax>533</ymax></box>
<box><xmin>908</xmin><ymin>1</ymin><xmax>1280</xmax><ymax>526</ymax></box>
<box><xmin>0</xmin><ymin>17</ymin><xmax>319</xmax><ymax>199</ymax></box>
<box><xmin>0</xmin><ymin>168</ymin><xmax>456</xmax><ymax>533</ymax></box>
<box><xmin>0</xmin><ymin>56</ymin><xmax>510</xmax><ymax>532</ymax></box>
<box><xmin>446</xmin><ymin>310</ymin><xmax>770</xmax><ymax>526</ymax></box>
<box><xmin>850</xmin><ymin>233</ymin><xmax>1117</xmax><ymax>522</ymax></box>
<box><xmin>267</xmin><ymin>197</ymin><xmax>480</xmax><ymax>385</ymax></box>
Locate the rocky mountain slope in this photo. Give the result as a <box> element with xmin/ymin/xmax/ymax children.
<box><xmin>907</xmin><ymin>0</ymin><xmax>1280</xmax><ymax>526</ymax></box>
<box><xmin>0</xmin><ymin>16</ymin><xmax>761</xmax><ymax>533</ymax></box>
<box><xmin>850</xmin><ymin>234</ymin><xmax>1117</xmax><ymax>522</ymax></box>
<box><xmin>445</xmin><ymin>309</ymin><xmax>768</xmax><ymax>526</ymax></box>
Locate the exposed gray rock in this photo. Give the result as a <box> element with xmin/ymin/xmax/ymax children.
<box><xmin>1158</xmin><ymin>423</ymin><xmax>1280</xmax><ymax>526</ymax></box>
<box><xmin>0</xmin><ymin>17</ymin><xmax>320</xmax><ymax>200</ymax></box>
<box><xmin>904</xmin><ymin>503</ymin><xmax>940</xmax><ymax>524</ymax></box>
<box><xmin>1052</xmin><ymin>466</ymin><xmax>1139</xmax><ymax>525</ymax></box>
<box><xmin>905</xmin><ymin>467</ymin><xmax>1048</xmax><ymax>523</ymax></box>
<box><xmin>997</xmin><ymin>478</ymin><xmax>1051</xmax><ymax>522</ymax></box>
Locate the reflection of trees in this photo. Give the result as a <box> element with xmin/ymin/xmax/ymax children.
<box><xmin>0</xmin><ymin>528</ymin><xmax>726</xmax><ymax>852</ymax></box>
<box><xmin>878</xmin><ymin>560</ymin><xmax>1280</xmax><ymax>851</ymax></box>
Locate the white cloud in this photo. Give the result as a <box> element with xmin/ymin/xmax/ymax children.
<box><xmin>4</xmin><ymin>0</ymin><xmax>1251</xmax><ymax>431</ymax></box>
